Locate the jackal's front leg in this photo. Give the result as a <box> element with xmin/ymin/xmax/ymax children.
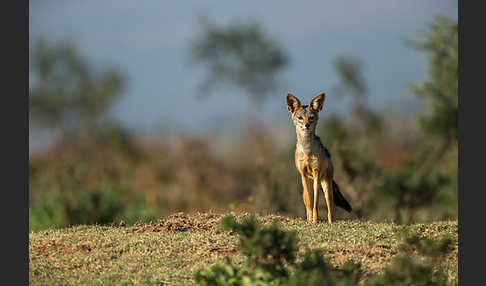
<box><xmin>312</xmin><ymin>178</ymin><xmax>320</xmax><ymax>224</ymax></box>
<box><xmin>320</xmin><ymin>178</ymin><xmax>334</xmax><ymax>223</ymax></box>
<box><xmin>300</xmin><ymin>175</ymin><xmax>313</xmax><ymax>222</ymax></box>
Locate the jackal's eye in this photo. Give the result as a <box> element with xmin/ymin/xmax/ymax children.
<box><xmin>297</xmin><ymin>116</ymin><xmax>303</xmax><ymax>120</ymax></box>
<box><xmin>309</xmin><ymin>116</ymin><xmax>315</xmax><ymax>121</ymax></box>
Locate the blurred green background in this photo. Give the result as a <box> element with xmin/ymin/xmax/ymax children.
<box><xmin>29</xmin><ymin>2</ymin><xmax>457</xmax><ymax>231</ymax></box>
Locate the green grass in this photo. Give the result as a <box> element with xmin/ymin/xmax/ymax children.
<box><xmin>29</xmin><ymin>213</ymin><xmax>458</xmax><ymax>285</ymax></box>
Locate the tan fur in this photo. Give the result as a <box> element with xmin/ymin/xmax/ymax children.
<box><xmin>286</xmin><ymin>92</ymin><xmax>335</xmax><ymax>223</ymax></box>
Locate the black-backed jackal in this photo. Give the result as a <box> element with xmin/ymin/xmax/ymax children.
<box><xmin>286</xmin><ymin>92</ymin><xmax>352</xmax><ymax>224</ymax></box>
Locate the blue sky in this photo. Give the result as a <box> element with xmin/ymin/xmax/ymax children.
<box><xmin>29</xmin><ymin>0</ymin><xmax>457</xmax><ymax>138</ymax></box>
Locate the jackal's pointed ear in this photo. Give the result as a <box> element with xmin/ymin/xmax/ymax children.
<box><xmin>310</xmin><ymin>92</ymin><xmax>326</xmax><ymax>112</ymax></box>
<box><xmin>286</xmin><ymin>93</ymin><xmax>301</xmax><ymax>114</ymax></box>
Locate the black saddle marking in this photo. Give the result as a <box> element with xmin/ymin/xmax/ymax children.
<box><xmin>315</xmin><ymin>135</ymin><xmax>331</xmax><ymax>158</ymax></box>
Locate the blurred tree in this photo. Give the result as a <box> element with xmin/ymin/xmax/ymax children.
<box><xmin>333</xmin><ymin>56</ymin><xmax>383</xmax><ymax>137</ymax></box>
<box><xmin>29</xmin><ymin>39</ymin><xmax>125</xmax><ymax>134</ymax></box>
<box><xmin>190</xmin><ymin>19</ymin><xmax>288</xmax><ymax>109</ymax></box>
<box><xmin>28</xmin><ymin>40</ymin><xmax>149</xmax><ymax>230</ymax></box>
<box><xmin>375</xmin><ymin>16</ymin><xmax>458</xmax><ymax>223</ymax></box>
<box><xmin>323</xmin><ymin>16</ymin><xmax>457</xmax><ymax>224</ymax></box>
<box><xmin>409</xmin><ymin>15</ymin><xmax>458</xmax><ymax>153</ymax></box>
<box><xmin>334</xmin><ymin>57</ymin><xmax>367</xmax><ymax>99</ymax></box>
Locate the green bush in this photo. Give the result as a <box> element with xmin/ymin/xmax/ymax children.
<box><xmin>29</xmin><ymin>194</ymin><xmax>65</xmax><ymax>231</ymax></box>
<box><xmin>194</xmin><ymin>215</ymin><xmax>363</xmax><ymax>286</ymax></box>
<box><xmin>195</xmin><ymin>215</ymin><xmax>455</xmax><ymax>286</ymax></box>
<box><xmin>29</xmin><ymin>183</ymin><xmax>160</xmax><ymax>232</ymax></box>
<box><xmin>286</xmin><ymin>251</ymin><xmax>362</xmax><ymax>286</ymax></box>
<box><xmin>367</xmin><ymin>233</ymin><xmax>454</xmax><ymax>286</ymax></box>
<box><xmin>366</xmin><ymin>255</ymin><xmax>449</xmax><ymax>286</ymax></box>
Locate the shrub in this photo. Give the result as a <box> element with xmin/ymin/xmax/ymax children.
<box><xmin>194</xmin><ymin>215</ymin><xmax>455</xmax><ymax>286</ymax></box>
<box><xmin>194</xmin><ymin>215</ymin><xmax>363</xmax><ymax>286</ymax></box>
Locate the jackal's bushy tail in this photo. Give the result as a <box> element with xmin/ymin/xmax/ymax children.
<box><xmin>332</xmin><ymin>180</ymin><xmax>352</xmax><ymax>212</ymax></box>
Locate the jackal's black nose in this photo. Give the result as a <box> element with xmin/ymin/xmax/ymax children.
<box><xmin>305</xmin><ymin>123</ymin><xmax>310</xmax><ymax>129</ymax></box>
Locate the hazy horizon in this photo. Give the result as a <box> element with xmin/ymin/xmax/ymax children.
<box><xmin>29</xmin><ymin>0</ymin><xmax>457</xmax><ymax>152</ymax></box>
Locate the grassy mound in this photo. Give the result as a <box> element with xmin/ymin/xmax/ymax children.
<box><xmin>29</xmin><ymin>213</ymin><xmax>457</xmax><ymax>285</ymax></box>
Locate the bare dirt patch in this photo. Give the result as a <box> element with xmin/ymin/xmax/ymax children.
<box><xmin>209</xmin><ymin>246</ymin><xmax>238</xmax><ymax>254</ymax></box>
<box><xmin>123</xmin><ymin>212</ymin><xmax>219</xmax><ymax>234</ymax></box>
<box><xmin>30</xmin><ymin>240</ymin><xmax>95</xmax><ymax>258</ymax></box>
